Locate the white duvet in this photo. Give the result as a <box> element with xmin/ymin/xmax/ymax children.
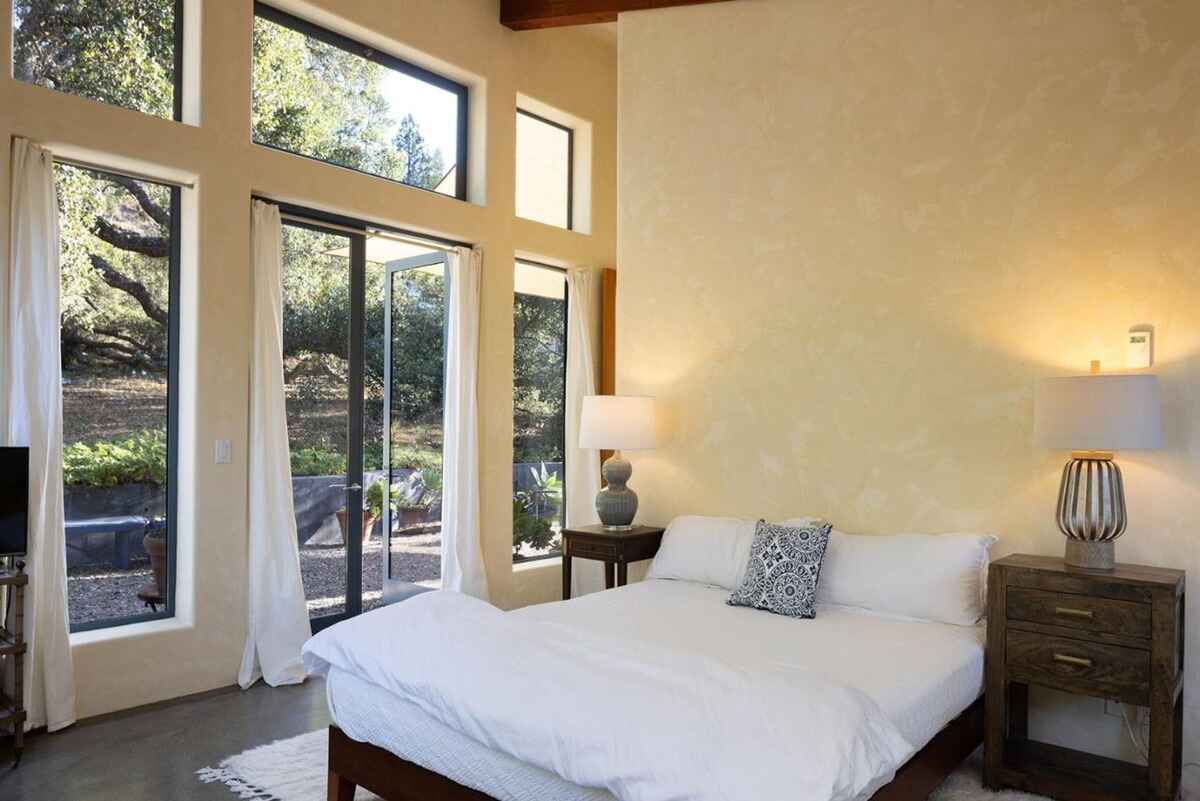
<box><xmin>303</xmin><ymin>590</ymin><xmax>913</xmax><ymax>801</ymax></box>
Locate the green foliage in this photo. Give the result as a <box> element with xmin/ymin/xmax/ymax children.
<box><xmin>513</xmin><ymin>291</ymin><xmax>566</xmax><ymax>464</ymax></box>
<box><xmin>290</xmin><ymin>447</ymin><xmax>347</xmax><ymax>477</ymax></box>
<box><xmin>529</xmin><ymin>462</ymin><xmax>562</xmax><ymax>505</ymax></box>
<box><xmin>418</xmin><ymin>467</ymin><xmax>443</xmax><ymax>494</ymax></box>
<box><xmin>290</xmin><ymin>444</ymin><xmax>440</xmax><ymax>477</ymax></box>
<box><xmin>64</xmin><ymin>429</ymin><xmax>167</xmax><ymax>487</ymax></box>
<box><xmin>365</xmin><ymin>479</ymin><xmax>399</xmax><ymax>518</ymax></box>
<box><xmin>394</xmin><ymin>114</ymin><xmax>447</xmax><ymax>189</ymax></box>
<box><xmin>14</xmin><ymin>0</ymin><xmax>176</xmax><ymax>118</ymax></box>
<box><xmin>512</xmin><ymin>493</ymin><xmax>556</xmax><ymax>557</ymax></box>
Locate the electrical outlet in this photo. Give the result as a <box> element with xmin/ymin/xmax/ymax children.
<box><xmin>1104</xmin><ymin>698</ymin><xmax>1122</xmax><ymax>717</ymax></box>
<box><xmin>215</xmin><ymin>439</ymin><xmax>232</xmax><ymax>464</ymax></box>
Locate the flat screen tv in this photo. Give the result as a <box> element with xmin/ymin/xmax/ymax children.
<box><xmin>0</xmin><ymin>446</ymin><xmax>29</xmax><ymax>557</ymax></box>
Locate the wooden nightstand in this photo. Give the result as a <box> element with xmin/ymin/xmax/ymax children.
<box><xmin>561</xmin><ymin>525</ymin><xmax>664</xmax><ymax>600</ymax></box>
<box><xmin>985</xmin><ymin>554</ymin><xmax>1185</xmax><ymax>801</ymax></box>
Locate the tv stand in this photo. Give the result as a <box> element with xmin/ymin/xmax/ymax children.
<box><xmin>0</xmin><ymin>562</ymin><xmax>27</xmax><ymax>768</ymax></box>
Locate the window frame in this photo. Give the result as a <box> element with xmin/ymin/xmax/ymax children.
<box><xmin>252</xmin><ymin>2</ymin><xmax>470</xmax><ymax>201</ymax></box>
<box><xmin>66</xmin><ymin>167</ymin><xmax>182</xmax><ymax>634</ymax></box>
<box><xmin>512</xmin><ymin>259</ymin><xmax>570</xmax><ymax>564</ymax></box>
<box><xmin>515</xmin><ymin>108</ymin><xmax>575</xmax><ymax>231</ymax></box>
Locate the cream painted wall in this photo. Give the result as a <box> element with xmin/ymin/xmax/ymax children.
<box><xmin>1</xmin><ymin>0</ymin><xmax>615</xmax><ymax>719</ymax></box>
<box><xmin>617</xmin><ymin>0</ymin><xmax>1200</xmax><ymax>786</ymax></box>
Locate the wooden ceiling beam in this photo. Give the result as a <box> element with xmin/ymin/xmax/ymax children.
<box><xmin>501</xmin><ymin>0</ymin><xmax>732</xmax><ymax>31</ymax></box>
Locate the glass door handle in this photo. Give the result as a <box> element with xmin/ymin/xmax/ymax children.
<box><xmin>330</xmin><ymin>483</ymin><xmax>363</xmax><ymax>491</ymax></box>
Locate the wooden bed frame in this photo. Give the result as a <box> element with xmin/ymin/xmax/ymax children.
<box><xmin>326</xmin><ymin>696</ymin><xmax>984</xmax><ymax>801</ymax></box>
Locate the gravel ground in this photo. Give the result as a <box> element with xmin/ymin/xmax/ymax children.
<box><xmin>68</xmin><ymin>525</ymin><xmax>558</xmax><ymax>626</ymax></box>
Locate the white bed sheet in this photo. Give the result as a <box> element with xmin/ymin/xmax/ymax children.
<box><xmin>325</xmin><ymin>578</ymin><xmax>985</xmax><ymax>801</ymax></box>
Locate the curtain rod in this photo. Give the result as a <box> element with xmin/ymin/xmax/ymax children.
<box><xmin>52</xmin><ymin>155</ymin><xmax>195</xmax><ymax>190</ymax></box>
<box><xmin>262</xmin><ymin>198</ymin><xmax>472</xmax><ymax>250</ymax></box>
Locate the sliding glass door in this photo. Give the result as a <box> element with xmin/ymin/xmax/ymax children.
<box><xmin>281</xmin><ymin>220</ymin><xmax>364</xmax><ymax>630</ymax></box>
<box><xmin>280</xmin><ymin>208</ymin><xmax>449</xmax><ymax>629</ymax></box>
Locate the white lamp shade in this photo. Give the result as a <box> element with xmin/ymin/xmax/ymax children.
<box><xmin>1034</xmin><ymin>374</ymin><xmax>1163</xmax><ymax>451</ymax></box>
<box><xmin>579</xmin><ymin>395</ymin><xmax>660</xmax><ymax>450</ymax></box>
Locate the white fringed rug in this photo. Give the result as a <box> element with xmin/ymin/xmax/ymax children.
<box><xmin>198</xmin><ymin>729</ymin><xmax>1050</xmax><ymax>801</ymax></box>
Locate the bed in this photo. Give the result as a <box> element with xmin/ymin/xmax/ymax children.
<box><xmin>307</xmin><ymin>576</ymin><xmax>987</xmax><ymax>801</ymax></box>
<box><xmin>304</xmin><ymin>518</ymin><xmax>995</xmax><ymax>801</ymax></box>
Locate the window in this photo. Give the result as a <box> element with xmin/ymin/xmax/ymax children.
<box><xmin>512</xmin><ymin>261</ymin><xmax>568</xmax><ymax>562</ymax></box>
<box><xmin>12</xmin><ymin>0</ymin><xmax>183</xmax><ymax>120</ymax></box>
<box><xmin>516</xmin><ymin>110</ymin><xmax>573</xmax><ymax>229</ymax></box>
<box><xmin>58</xmin><ymin>163</ymin><xmax>180</xmax><ymax>632</ymax></box>
<box><xmin>252</xmin><ymin>3</ymin><xmax>468</xmax><ymax>199</ymax></box>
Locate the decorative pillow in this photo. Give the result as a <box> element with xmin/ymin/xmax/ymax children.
<box><xmin>781</xmin><ymin>522</ymin><xmax>997</xmax><ymax>626</ymax></box>
<box><xmin>647</xmin><ymin>516</ymin><xmax>758</xmax><ymax>590</ymax></box>
<box><xmin>727</xmin><ymin>520</ymin><xmax>833</xmax><ymax>618</ymax></box>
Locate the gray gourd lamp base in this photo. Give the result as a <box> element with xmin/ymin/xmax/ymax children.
<box><xmin>1056</xmin><ymin>452</ymin><xmax>1125</xmax><ymax>571</ymax></box>
<box><xmin>596</xmin><ymin>451</ymin><xmax>638</xmax><ymax>530</ymax></box>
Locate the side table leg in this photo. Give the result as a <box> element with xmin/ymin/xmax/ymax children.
<box><xmin>562</xmin><ymin>548</ymin><xmax>572</xmax><ymax>600</ymax></box>
<box><xmin>617</xmin><ymin>560</ymin><xmax>628</xmax><ymax>586</ymax></box>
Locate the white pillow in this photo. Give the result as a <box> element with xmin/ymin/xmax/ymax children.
<box><xmin>647</xmin><ymin>516</ymin><xmax>758</xmax><ymax>590</ymax></box>
<box><xmin>782</xmin><ymin>522</ymin><xmax>996</xmax><ymax>626</ymax></box>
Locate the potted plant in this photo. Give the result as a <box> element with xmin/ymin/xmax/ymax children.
<box><xmin>337</xmin><ymin>479</ymin><xmax>396</xmax><ymax>543</ymax></box>
<box><xmin>142</xmin><ymin>515</ymin><xmax>168</xmax><ymax>600</ymax></box>
<box><xmin>417</xmin><ymin>467</ymin><xmax>442</xmax><ymax>521</ymax></box>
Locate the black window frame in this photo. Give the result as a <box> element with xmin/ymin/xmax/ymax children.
<box><xmin>252</xmin><ymin>2</ymin><xmax>470</xmax><ymax>201</ymax></box>
<box><xmin>11</xmin><ymin>0</ymin><xmax>184</xmax><ymax>122</ymax></box>
<box><xmin>512</xmin><ymin>259</ymin><xmax>569</xmax><ymax>564</ymax></box>
<box><xmin>515</xmin><ymin>109</ymin><xmax>575</xmax><ymax>231</ymax></box>
<box><xmin>65</xmin><ymin>166</ymin><xmax>181</xmax><ymax>634</ymax></box>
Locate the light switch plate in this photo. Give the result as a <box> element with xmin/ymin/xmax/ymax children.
<box><xmin>215</xmin><ymin>439</ymin><xmax>232</xmax><ymax>464</ymax></box>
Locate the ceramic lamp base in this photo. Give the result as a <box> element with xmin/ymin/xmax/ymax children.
<box><xmin>596</xmin><ymin>451</ymin><xmax>638</xmax><ymax>528</ymax></box>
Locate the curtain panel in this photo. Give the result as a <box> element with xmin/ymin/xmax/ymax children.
<box><xmin>565</xmin><ymin>267</ymin><xmax>604</xmax><ymax>597</ymax></box>
<box><xmin>440</xmin><ymin>247</ymin><xmax>489</xmax><ymax>600</ymax></box>
<box><xmin>2</xmin><ymin>138</ymin><xmax>76</xmax><ymax>732</ymax></box>
<box><xmin>239</xmin><ymin>200</ymin><xmax>311</xmax><ymax>688</ymax></box>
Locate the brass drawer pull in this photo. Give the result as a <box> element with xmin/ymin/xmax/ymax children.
<box><xmin>1054</xmin><ymin>606</ymin><xmax>1094</xmax><ymax>619</ymax></box>
<box><xmin>1053</xmin><ymin>653</ymin><xmax>1093</xmax><ymax>668</ymax></box>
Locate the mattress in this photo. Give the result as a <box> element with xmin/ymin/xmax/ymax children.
<box><xmin>325</xmin><ymin>578</ymin><xmax>985</xmax><ymax>801</ymax></box>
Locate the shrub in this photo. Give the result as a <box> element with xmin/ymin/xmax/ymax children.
<box><xmin>512</xmin><ymin>491</ymin><xmax>556</xmax><ymax>556</ymax></box>
<box><xmin>64</xmin><ymin>429</ymin><xmax>167</xmax><ymax>487</ymax></box>
<box><xmin>290</xmin><ymin>447</ymin><xmax>346</xmax><ymax>477</ymax></box>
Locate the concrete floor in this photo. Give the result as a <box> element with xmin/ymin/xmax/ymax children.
<box><xmin>0</xmin><ymin>678</ymin><xmax>330</xmax><ymax>801</ymax></box>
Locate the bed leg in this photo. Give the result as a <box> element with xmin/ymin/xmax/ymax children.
<box><xmin>327</xmin><ymin>769</ymin><xmax>356</xmax><ymax>801</ymax></box>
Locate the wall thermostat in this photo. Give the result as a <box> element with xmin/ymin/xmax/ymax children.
<box><xmin>1126</xmin><ymin>326</ymin><xmax>1153</xmax><ymax>369</ymax></box>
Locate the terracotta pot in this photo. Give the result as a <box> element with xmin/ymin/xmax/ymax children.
<box><xmin>143</xmin><ymin>533</ymin><xmax>167</xmax><ymax>598</ymax></box>
<box><xmin>398</xmin><ymin>507</ymin><xmax>427</xmax><ymax>527</ymax></box>
<box><xmin>336</xmin><ymin>510</ymin><xmax>378</xmax><ymax>544</ymax></box>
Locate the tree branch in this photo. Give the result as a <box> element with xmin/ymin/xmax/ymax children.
<box><xmin>92</xmin><ymin>217</ymin><xmax>168</xmax><ymax>257</ymax></box>
<box><xmin>111</xmin><ymin>175</ymin><xmax>171</xmax><ymax>227</ymax></box>
<box><xmin>88</xmin><ymin>254</ymin><xmax>168</xmax><ymax>327</ymax></box>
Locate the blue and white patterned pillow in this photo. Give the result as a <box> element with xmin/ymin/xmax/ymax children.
<box><xmin>727</xmin><ymin>520</ymin><xmax>833</xmax><ymax>618</ymax></box>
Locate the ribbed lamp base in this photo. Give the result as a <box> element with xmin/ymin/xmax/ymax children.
<box><xmin>1056</xmin><ymin>455</ymin><xmax>1125</xmax><ymax>572</ymax></box>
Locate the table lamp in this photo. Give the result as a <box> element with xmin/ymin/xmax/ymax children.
<box><xmin>579</xmin><ymin>395</ymin><xmax>659</xmax><ymax>529</ymax></box>
<box><xmin>1033</xmin><ymin>370</ymin><xmax>1162</xmax><ymax>570</ymax></box>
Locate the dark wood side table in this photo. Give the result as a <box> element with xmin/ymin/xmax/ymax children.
<box><xmin>561</xmin><ymin>525</ymin><xmax>664</xmax><ymax>600</ymax></box>
<box><xmin>985</xmin><ymin>554</ymin><xmax>1185</xmax><ymax>801</ymax></box>
<box><xmin>1</xmin><ymin>566</ymin><xmax>28</xmax><ymax>767</ymax></box>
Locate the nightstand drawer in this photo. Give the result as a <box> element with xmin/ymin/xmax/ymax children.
<box><xmin>1006</xmin><ymin>587</ymin><xmax>1151</xmax><ymax>639</ymax></box>
<box><xmin>1006</xmin><ymin>629</ymin><xmax>1150</xmax><ymax>705</ymax></box>
<box><xmin>569</xmin><ymin>540</ymin><xmax>619</xmax><ymax>561</ymax></box>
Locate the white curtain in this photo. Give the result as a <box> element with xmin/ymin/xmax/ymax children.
<box><xmin>1</xmin><ymin>138</ymin><xmax>76</xmax><ymax>732</ymax></box>
<box><xmin>564</xmin><ymin>267</ymin><xmax>604</xmax><ymax>597</ymax></box>
<box><xmin>238</xmin><ymin>200</ymin><xmax>310</xmax><ymax>689</ymax></box>
<box><xmin>440</xmin><ymin>247</ymin><xmax>489</xmax><ymax>600</ymax></box>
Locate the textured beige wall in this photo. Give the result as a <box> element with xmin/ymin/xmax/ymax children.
<box><xmin>1</xmin><ymin>0</ymin><xmax>615</xmax><ymax>718</ymax></box>
<box><xmin>617</xmin><ymin>0</ymin><xmax>1199</xmax><ymax>778</ymax></box>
